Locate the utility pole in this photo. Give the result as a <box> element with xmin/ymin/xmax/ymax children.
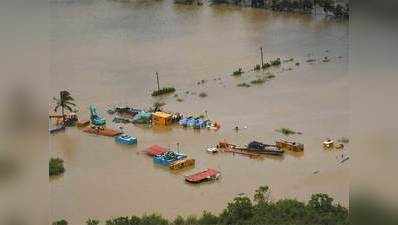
<box><xmin>314</xmin><ymin>0</ymin><xmax>317</xmax><ymax>16</ymax></box>
<box><xmin>155</xmin><ymin>72</ymin><xmax>160</xmax><ymax>91</ymax></box>
<box><xmin>260</xmin><ymin>47</ymin><xmax>264</xmax><ymax>67</ymax></box>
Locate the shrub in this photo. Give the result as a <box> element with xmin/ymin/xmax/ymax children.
<box><xmin>232</xmin><ymin>68</ymin><xmax>244</xmax><ymax>76</ymax></box>
<box><xmin>49</xmin><ymin>158</ymin><xmax>65</xmax><ymax>176</ymax></box>
<box><xmin>262</xmin><ymin>63</ymin><xmax>271</xmax><ymax>69</ymax></box>
<box><xmin>220</xmin><ymin>196</ymin><xmax>253</xmax><ymax>225</ymax></box>
<box><xmin>78</xmin><ymin>187</ymin><xmax>348</xmax><ymax>225</ymax></box>
<box><xmin>266</xmin><ymin>74</ymin><xmax>276</xmax><ymax>79</ymax></box>
<box><xmin>197</xmin><ymin>211</ymin><xmax>219</xmax><ymax>225</ymax></box>
<box><xmin>52</xmin><ymin>220</ymin><xmax>68</xmax><ymax>225</ymax></box>
<box><xmin>151</xmin><ymin>87</ymin><xmax>176</xmax><ymax>96</ymax></box>
<box><xmin>86</xmin><ymin>219</ymin><xmax>100</xmax><ymax>225</ymax></box>
<box><xmin>237</xmin><ymin>83</ymin><xmax>251</xmax><ymax>88</ymax></box>
<box><xmin>270</xmin><ymin>58</ymin><xmax>281</xmax><ymax>66</ymax></box>
<box><xmin>250</xmin><ymin>78</ymin><xmax>266</xmax><ymax>84</ymax></box>
<box><xmin>254</xmin><ymin>64</ymin><xmax>261</xmax><ymax>71</ymax></box>
<box><xmin>276</xmin><ymin>127</ymin><xmax>297</xmax><ymax>136</ymax></box>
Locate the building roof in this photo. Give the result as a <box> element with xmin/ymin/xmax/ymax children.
<box><xmin>152</xmin><ymin>111</ymin><xmax>172</xmax><ymax>118</ymax></box>
<box><xmin>146</xmin><ymin>145</ymin><xmax>167</xmax><ymax>156</ymax></box>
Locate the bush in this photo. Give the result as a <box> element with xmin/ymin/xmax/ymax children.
<box><xmin>220</xmin><ymin>197</ymin><xmax>254</xmax><ymax>225</ymax></box>
<box><xmin>232</xmin><ymin>68</ymin><xmax>244</xmax><ymax>76</ymax></box>
<box><xmin>52</xmin><ymin>220</ymin><xmax>68</xmax><ymax>225</ymax></box>
<box><xmin>49</xmin><ymin>158</ymin><xmax>65</xmax><ymax>176</ymax></box>
<box><xmin>270</xmin><ymin>58</ymin><xmax>281</xmax><ymax>66</ymax></box>
<box><xmin>79</xmin><ymin>187</ymin><xmax>348</xmax><ymax>225</ymax></box>
<box><xmin>276</xmin><ymin>127</ymin><xmax>296</xmax><ymax>136</ymax></box>
<box><xmin>254</xmin><ymin>64</ymin><xmax>261</xmax><ymax>71</ymax></box>
<box><xmin>237</xmin><ymin>83</ymin><xmax>251</xmax><ymax>88</ymax></box>
<box><xmin>262</xmin><ymin>63</ymin><xmax>271</xmax><ymax>69</ymax></box>
<box><xmin>250</xmin><ymin>78</ymin><xmax>266</xmax><ymax>84</ymax></box>
<box><xmin>197</xmin><ymin>211</ymin><xmax>219</xmax><ymax>225</ymax></box>
<box><xmin>266</xmin><ymin>74</ymin><xmax>276</xmax><ymax>79</ymax></box>
<box><xmin>151</xmin><ymin>87</ymin><xmax>176</xmax><ymax>96</ymax></box>
<box><xmin>86</xmin><ymin>219</ymin><xmax>100</xmax><ymax>225</ymax></box>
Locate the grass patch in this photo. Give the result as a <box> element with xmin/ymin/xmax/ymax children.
<box><xmin>262</xmin><ymin>63</ymin><xmax>271</xmax><ymax>69</ymax></box>
<box><xmin>266</xmin><ymin>73</ymin><xmax>276</xmax><ymax>79</ymax></box>
<box><xmin>250</xmin><ymin>78</ymin><xmax>266</xmax><ymax>84</ymax></box>
<box><xmin>151</xmin><ymin>87</ymin><xmax>176</xmax><ymax>96</ymax></box>
<box><xmin>284</xmin><ymin>57</ymin><xmax>294</xmax><ymax>62</ymax></box>
<box><xmin>49</xmin><ymin>158</ymin><xmax>65</xmax><ymax>176</ymax></box>
<box><xmin>254</xmin><ymin>64</ymin><xmax>261</xmax><ymax>71</ymax></box>
<box><xmin>232</xmin><ymin>68</ymin><xmax>244</xmax><ymax>76</ymax></box>
<box><xmin>237</xmin><ymin>82</ymin><xmax>251</xmax><ymax>88</ymax></box>
<box><xmin>270</xmin><ymin>58</ymin><xmax>281</xmax><ymax>66</ymax></box>
<box><xmin>86</xmin><ymin>219</ymin><xmax>100</xmax><ymax>225</ymax></box>
<box><xmin>52</xmin><ymin>220</ymin><xmax>68</xmax><ymax>225</ymax></box>
<box><xmin>275</xmin><ymin>127</ymin><xmax>297</xmax><ymax>136</ymax></box>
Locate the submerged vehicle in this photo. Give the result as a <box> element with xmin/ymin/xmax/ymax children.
<box><xmin>89</xmin><ymin>105</ymin><xmax>106</xmax><ymax>126</ymax></box>
<box><xmin>169</xmin><ymin>158</ymin><xmax>195</xmax><ymax>170</ymax></box>
<box><xmin>178</xmin><ymin>116</ymin><xmax>191</xmax><ymax>126</ymax></box>
<box><xmin>194</xmin><ymin>118</ymin><xmax>207</xmax><ymax>129</ymax></box>
<box><xmin>275</xmin><ymin>139</ymin><xmax>304</xmax><ymax>152</ymax></box>
<box><xmin>49</xmin><ymin>125</ymin><xmax>65</xmax><ymax>134</ymax></box>
<box><xmin>132</xmin><ymin>111</ymin><xmax>152</xmax><ymax>124</ymax></box>
<box><xmin>206</xmin><ymin>147</ymin><xmax>218</xmax><ymax>153</ymax></box>
<box><xmin>153</xmin><ymin>151</ymin><xmax>187</xmax><ymax>166</ymax></box>
<box><xmin>115</xmin><ymin>134</ymin><xmax>137</xmax><ymax>145</ymax></box>
<box><xmin>185</xmin><ymin>168</ymin><xmax>221</xmax><ymax>183</ymax></box>
<box><xmin>246</xmin><ymin>141</ymin><xmax>284</xmax><ymax>155</ymax></box>
<box><xmin>146</xmin><ymin>145</ymin><xmax>167</xmax><ymax>157</ymax></box>
<box><xmin>323</xmin><ymin>139</ymin><xmax>334</xmax><ymax>148</ymax></box>
<box><xmin>187</xmin><ymin>117</ymin><xmax>198</xmax><ymax>127</ymax></box>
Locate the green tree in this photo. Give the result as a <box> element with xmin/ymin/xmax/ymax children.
<box><xmin>53</xmin><ymin>90</ymin><xmax>76</xmax><ymax>123</ymax></box>
<box><xmin>87</xmin><ymin>218</ymin><xmax>100</xmax><ymax>225</ymax></box>
<box><xmin>52</xmin><ymin>219</ymin><xmax>68</xmax><ymax>225</ymax></box>
<box><xmin>308</xmin><ymin>193</ymin><xmax>334</xmax><ymax>213</ymax></box>
<box><xmin>49</xmin><ymin>158</ymin><xmax>65</xmax><ymax>176</ymax></box>
<box><xmin>198</xmin><ymin>211</ymin><xmax>219</xmax><ymax>225</ymax></box>
<box><xmin>220</xmin><ymin>196</ymin><xmax>253</xmax><ymax>225</ymax></box>
<box><xmin>254</xmin><ymin>186</ymin><xmax>270</xmax><ymax>204</ymax></box>
<box><xmin>172</xmin><ymin>216</ymin><xmax>185</xmax><ymax>225</ymax></box>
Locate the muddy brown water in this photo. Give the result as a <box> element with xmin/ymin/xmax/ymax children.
<box><xmin>50</xmin><ymin>0</ymin><xmax>349</xmax><ymax>223</ymax></box>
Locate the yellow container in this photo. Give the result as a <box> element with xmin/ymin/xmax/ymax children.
<box><xmin>152</xmin><ymin>111</ymin><xmax>172</xmax><ymax>125</ymax></box>
<box><xmin>170</xmin><ymin>158</ymin><xmax>195</xmax><ymax>170</ymax></box>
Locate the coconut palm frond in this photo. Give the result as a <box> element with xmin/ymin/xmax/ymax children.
<box><xmin>63</xmin><ymin>96</ymin><xmax>74</xmax><ymax>101</ymax></box>
<box><xmin>64</xmin><ymin>101</ymin><xmax>76</xmax><ymax>106</ymax></box>
<box><xmin>64</xmin><ymin>105</ymin><xmax>73</xmax><ymax>112</ymax></box>
<box><xmin>54</xmin><ymin>104</ymin><xmax>61</xmax><ymax>112</ymax></box>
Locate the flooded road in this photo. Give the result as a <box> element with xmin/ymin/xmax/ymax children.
<box><xmin>50</xmin><ymin>0</ymin><xmax>349</xmax><ymax>223</ymax></box>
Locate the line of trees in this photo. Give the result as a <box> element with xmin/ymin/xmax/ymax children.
<box><xmin>53</xmin><ymin>186</ymin><xmax>348</xmax><ymax>225</ymax></box>
<box><xmin>209</xmin><ymin>0</ymin><xmax>349</xmax><ymax>19</ymax></box>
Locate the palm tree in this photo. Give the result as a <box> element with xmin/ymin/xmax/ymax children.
<box><xmin>53</xmin><ymin>90</ymin><xmax>76</xmax><ymax>123</ymax></box>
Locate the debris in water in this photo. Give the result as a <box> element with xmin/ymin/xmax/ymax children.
<box><xmin>237</xmin><ymin>82</ymin><xmax>251</xmax><ymax>88</ymax></box>
<box><xmin>199</xmin><ymin>92</ymin><xmax>208</xmax><ymax>98</ymax></box>
<box><xmin>338</xmin><ymin>137</ymin><xmax>349</xmax><ymax>143</ymax></box>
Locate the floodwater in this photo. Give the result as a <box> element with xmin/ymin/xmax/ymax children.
<box><xmin>50</xmin><ymin>0</ymin><xmax>349</xmax><ymax>223</ymax></box>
